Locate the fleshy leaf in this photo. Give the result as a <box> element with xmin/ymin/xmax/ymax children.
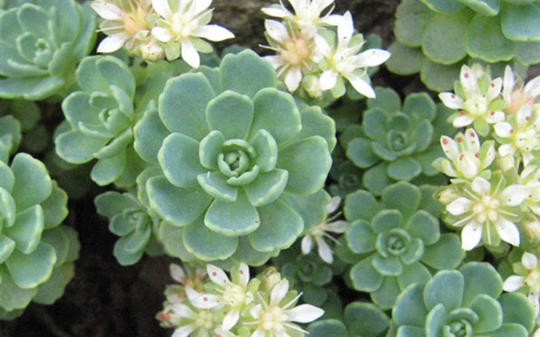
<box><xmin>5</xmin><ymin>243</ymin><xmax>56</xmax><ymax>289</ymax></box>
<box><xmin>159</xmin><ymin>133</ymin><xmax>205</xmax><ymax>188</ymax></box>
<box><xmin>244</xmin><ymin>169</ymin><xmax>288</xmax><ymax>207</ymax></box>
<box><xmin>424</xmin><ymin>270</ymin><xmax>463</xmax><ymax>312</ymax></box>
<box><xmin>206</xmin><ymin>91</ymin><xmax>254</xmax><ymax>139</ymax></box>
<box><xmin>350</xmin><ymin>256</ymin><xmax>383</xmax><ymax>292</ymax></box>
<box><xmin>183</xmin><ymin>217</ymin><xmax>239</xmax><ymax>261</ymax></box>
<box><xmin>10</xmin><ymin>153</ymin><xmax>52</xmax><ymax>211</ymax></box>
<box><xmin>204</xmin><ymin>190</ymin><xmax>260</xmax><ymax>236</ymax></box>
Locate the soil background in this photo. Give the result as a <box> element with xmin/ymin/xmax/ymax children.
<box><xmin>1</xmin><ymin>1</ymin><xmax>401</xmax><ymax>336</ymax></box>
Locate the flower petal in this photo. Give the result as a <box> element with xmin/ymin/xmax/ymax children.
<box><xmin>439</xmin><ymin>92</ymin><xmax>464</xmax><ymax>109</ymax></box>
<box><xmin>284</xmin><ymin>66</ymin><xmax>302</xmax><ymax>92</ymax></box>
<box><xmin>151</xmin><ymin>0</ymin><xmax>173</xmax><ymax>17</ymax></box>
<box><xmin>286</xmin><ymin>304</ymin><xmax>324</xmax><ymax>323</ymax></box>
<box><xmin>171</xmin><ymin>303</ymin><xmax>197</xmax><ymax>319</ymax></box>
<box><xmin>503</xmin><ymin>275</ymin><xmax>525</xmax><ymax>292</ymax></box>
<box><xmin>325</xmin><ymin>220</ymin><xmax>349</xmax><ymax>233</ymax></box>
<box><xmin>524</xmin><ymin>75</ymin><xmax>540</xmax><ymax>98</ymax></box>
<box><xmin>315</xmin><ymin>236</ymin><xmax>333</xmax><ymax>264</ymax></box>
<box><xmin>346</xmin><ymin>74</ymin><xmax>376</xmax><ymax>98</ymax></box>
<box><xmin>471</xmin><ymin>177</ymin><xmax>490</xmax><ymax>194</ymax></box>
<box><xmin>301</xmin><ymin>235</ymin><xmax>313</xmax><ymax>255</ymax></box>
<box><xmin>97</xmin><ymin>34</ymin><xmax>130</xmax><ymax>53</ymax></box>
<box><xmin>270</xmin><ymin>279</ymin><xmax>289</xmax><ymax>306</ymax></box>
<box><xmin>500</xmin><ymin>184</ymin><xmax>529</xmax><ymax>206</ymax></box>
<box><xmin>207</xmin><ymin>264</ymin><xmax>230</xmax><ymax>286</ymax></box>
<box><xmin>265</xmin><ymin>19</ymin><xmax>289</xmax><ymax>43</ymax></box>
<box><xmin>91</xmin><ymin>2</ymin><xmax>123</xmax><ymax>20</ymax></box>
<box><xmin>446</xmin><ymin>197</ymin><xmax>472</xmax><ymax>216</ymax></box>
<box><xmin>495</xmin><ymin>218</ymin><xmax>520</xmax><ymax>246</ymax></box>
<box><xmin>172</xmin><ymin>324</ymin><xmax>197</xmax><ymax>337</ymax></box>
<box><xmin>461</xmin><ymin>220</ymin><xmax>483</xmax><ymax>251</ymax></box>
<box><xmin>460</xmin><ymin>65</ymin><xmax>478</xmax><ymax>95</ymax></box>
<box><xmin>337</xmin><ymin>11</ymin><xmax>353</xmax><ymax>45</ymax></box>
<box><xmin>238</xmin><ymin>263</ymin><xmax>250</xmax><ymax>287</ymax></box>
<box><xmin>181</xmin><ymin>40</ymin><xmax>201</xmax><ymax>68</ymax></box>
<box><xmin>152</xmin><ymin>26</ymin><xmax>174</xmax><ymax>43</ymax></box>
<box><xmin>440</xmin><ymin>135</ymin><xmax>459</xmax><ymax>161</ymax></box>
<box><xmin>195</xmin><ymin>25</ymin><xmax>235</xmax><ymax>41</ymax></box>
<box><xmin>452</xmin><ymin>115</ymin><xmax>475</xmax><ymax>128</ymax></box>
<box><xmin>319</xmin><ymin>70</ymin><xmax>338</xmax><ymax>91</ymax></box>
<box><xmin>170</xmin><ymin>263</ymin><xmax>186</xmax><ymax>283</ymax></box>
<box><xmin>485</xmin><ymin>110</ymin><xmax>505</xmax><ymax>124</ymax></box>
<box><xmin>222</xmin><ymin>309</ymin><xmax>240</xmax><ymax>331</ymax></box>
<box><xmin>261</xmin><ymin>6</ymin><xmax>292</xmax><ymax>18</ymax></box>
<box><xmin>486</xmin><ymin>78</ymin><xmax>502</xmax><ymax>101</ymax></box>
<box><xmin>355</xmin><ymin>49</ymin><xmax>391</xmax><ymax>67</ymax></box>
<box><xmin>522</xmin><ymin>252</ymin><xmax>538</xmax><ymax>269</ymax></box>
<box><xmin>187</xmin><ymin>288</ymin><xmax>221</xmax><ymax>309</ymax></box>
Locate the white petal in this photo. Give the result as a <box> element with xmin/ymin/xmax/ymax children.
<box><xmin>325</xmin><ymin>220</ymin><xmax>349</xmax><ymax>234</ymax></box>
<box><xmin>522</xmin><ymin>252</ymin><xmax>538</xmax><ymax>269</ymax></box>
<box><xmin>460</xmin><ymin>65</ymin><xmax>478</xmax><ymax>95</ymax></box>
<box><xmin>516</xmin><ymin>105</ymin><xmax>532</xmax><ymax>125</ymax></box>
<box><xmin>194</xmin><ymin>25</ymin><xmax>235</xmax><ymax>41</ymax></box>
<box><xmin>97</xmin><ymin>34</ymin><xmax>129</xmax><ymax>53</ymax></box>
<box><xmin>503</xmin><ymin>275</ymin><xmax>525</xmax><ymax>292</ymax></box>
<box><xmin>238</xmin><ymin>263</ymin><xmax>250</xmax><ymax>287</ymax></box>
<box><xmin>447</xmin><ymin>197</ymin><xmax>473</xmax><ymax>216</ymax></box>
<box><xmin>441</xmin><ymin>136</ymin><xmax>459</xmax><ymax>161</ymax></box>
<box><xmin>337</xmin><ymin>11</ymin><xmax>353</xmax><ymax>46</ymax></box>
<box><xmin>314</xmin><ymin>35</ymin><xmax>331</xmax><ymax>57</ymax></box>
<box><xmin>457</xmin><ymin>152</ymin><xmax>479</xmax><ymax>180</ymax></box>
<box><xmin>320</xmin><ymin>70</ymin><xmax>338</xmax><ymax>91</ymax></box>
<box><xmin>172</xmin><ymin>325</ymin><xmax>197</xmax><ymax>337</ymax></box>
<box><xmin>464</xmin><ymin>128</ymin><xmax>480</xmax><ymax>153</ymax></box>
<box><xmin>250</xmin><ymin>304</ymin><xmax>263</xmax><ymax>319</ymax></box>
<box><xmin>321</xmin><ymin>14</ymin><xmax>343</xmax><ymax>26</ymax></box>
<box><xmin>151</xmin><ymin>0</ymin><xmax>173</xmax><ymax>17</ymax></box>
<box><xmin>346</xmin><ymin>74</ymin><xmax>376</xmax><ymax>98</ymax></box>
<box><xmin>207</xmin><ymin>264</ymin><xmax>230</xmax><ymax>286</ymax></box>
<box><xmin>485</xmin><ymin>110</ymin><xmax>505</xmax><ymax>124</ymax></box>
<box><xmin>286</xmin><ymin>304</ymin><xmax>324</xmax><ymax>323</ymax></box>
<box><xmin>191</xmin><ymin>0</ymin><xmax>213</xmax><ymax>14</ymax></box>
<box><xmin>251</xmin><ymin>328</ymin><xmax>266</xmax><ymax>337</ymax></box>
<box><xmin>439</xmin><ymin>92</ymin><xmax>465</xmax><ymax>109</ymax></box>
<box><xmin>498</xmin><ymin>144</ymin><xmax>514</xmax><ymax>157</ymax></box>
<box><xmin>500</xmin><ymin>184</ymin><xmax>529</xmax><ymax>206</ymax></box>
<box><xmin>170</xmin><ymin>264</ymin><xmax>187</xmax><ymax>283</ymax></box>
<box><xmin>265</xmin><ymin>20</ymin><xmax>289</xmax><ymax>43</ymax></box>
<box><xmin>152</xmin><ymin>26</ymin><xmax>174</xmax><ymax>43</ymax></box>
<box><xmin>326</xmin><ymin>196</ymin><xmax>341</xmax><ymax>213</ymax></box>
<box><xmin>524</xmin><ymin>75</ymin><xmax>540</xmax><ymax>98</ymax></box>
<box><xmin>461</xmin><ymin>220</ymin><xmax>483</xmax><ymax>251</ymax></box>
<box><xmin>495</xmin><ymin>218</ymin><xmax>520</xmax><ymax>246</ymax></box>
<box><xmin>316</xmin><ymin>236</ymin><xmax>334</xmax><ymax>264</ymax></box>
<box><xmin>355</xmin><ymin>49</ymin><xmax>391</xmax><ymax>67</ymax></box>
<box><xmin>284</xmin><ymin>67</ymin><xmax>302</xmax><ymax>92</ymax></box>
<box><xmin>503</xmin><ymin>65</ymin><xmax>515</xmax><ymax>100</ymax></box>
<box><xmin>301</xmin><ymin>236</ymin><xmax>313</xmax><ymax>255</ymax></box>
<box><xmin>265</xmin><ymin>55</ymin><xmax>284</xmax><ymax>70</ymax></box>
<box><xmin>186</xmin><ymin>287</ymin><xmax>221</xmax><ymax>309</ymax></box>
<box><xmin>181</xmin><ymin>40</ymin><xmax>200</xmax><ymax>68</ymax></box>
<box><xmin>471</xmin><ymin>177</ymin><xmax>491</xmax><ymax>194</ymax></box>
<box><xmin>261</xmin><ymin>6</ymin><xmax>292</xmax><ymax>18</ymax></box>
<box><xmin>270</xmin><ymin>279</ymin><xmax>289</xmax><ymax>306</ymax></box>
<box><xmin>452</xmin><ymin>115</ymin><xmax>475</xmax><ymax>128</ymax></box>
<box><xmin>171</xmin><ymin>303</ymin><xmax>197</xmax><ymax>319</ymax></box>
<box><xmin>222</xmin><ymin>309</ymin><xmax>240</xmax><ymax>331</ymax></box>
<box><xmin>487</xmin><ymin>78</ymin><xmax>503</xmax><ymax>101</ymax></box>
<box><xmin>494</xmin><ymin>122</ymin><xmax>513</xmax><ymax>138</ymax></box>
<box><xmin>91</xmin><ymin>2</ymin><xmax>123</xmax><ymax>20</ymax></box>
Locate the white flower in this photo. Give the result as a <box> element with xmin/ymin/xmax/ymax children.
<box><xmin>262</xmin><ymin>20</ymin><xmax>321</xmax><ymax>92</ymax></box>
<box><xmin>301</xmin><ymin>196</ymin><xmax>349</xmax><ymax>263</ymax></box>
<box><xmin>91</xmin><ymin>0</ymin><xmax>155</xmax><ymax>54</ymax></box>
<box><xmin>316</xmin><ymin>11</ymin><xmax>390</xmax><ymax>98</ymax></box>
<box><xmin>188</xmin><ymin>263</ymin><xmax>254</xmax><ymax>331</ymax></box>
<box><xmin>493</xmin><ymin>105</ymin><xmax>540</xmax><ymax>166</ymax></box>
<box><xmin>151</xmin><ymin>0</ymin><xmax>234</xmax><ymax>68</ymax></box>
<box><xmin>439</xmin><ymin>65</ymin><xmax>506</xmax><ymax>135</ymax></box>
<box><xmin>246</xmin><ymin>279</ymin><xmax>324</xmax><ymax>336</ymax></box>
<box><xmin>519</xmin><ymin>163</ymin><xmax>540</xmax><ymax>217</ymax></box>
<box><xmin>503</xmin><ymin>252</ymin><xmax>540</xmax><ymax>316</ymax></box>
<box><xmin>503</xmin><ymin>65</ymin><xmax>540</xmax><ymax>115</ymax></box>
<box><xmin>445</xmin><ymin>175</ymin><xmax>528</xmax><ymax>250</ymax></box>
<box><xmin>261</xmin><ymin>0</ymin><xmax>342</xmax><ymax>29</ymax></box>
<box><xmin>433</xmin><ymin>128</ymin><xmax>496</xmax><ymax>181</ymax></box>
<box><xmin>169</xmin><ymin>303</ymin><xmax>217</xmax><ymax>337</ymax></box>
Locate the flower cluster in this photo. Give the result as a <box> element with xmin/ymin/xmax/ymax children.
<box><xmin>91</xmin><ymin>0</ymin><xmax>234</xmax><ymax>67</ymax></box>
<box><xmin>261</xmin><ymin>0</ymin><xmax>390</xmax><ymax>99</ymax></box>
<box><xmin>157</xmin><ymin>262</ymin><xmax>324</xmax><ymax>336</ymax></box>
<box><xmin>435</xmin><ymin>65</ymin><xmax>540</xmax><ymax>252</ymax></box>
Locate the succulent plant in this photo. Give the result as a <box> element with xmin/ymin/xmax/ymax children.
<box><xmin>346</xmin><ymin>87</ymin><xmax>454</xmax><ymax>195</ymax></box>
<box><xmin>389</xmin><ymin>262</ymin><xmax>536</xmax><ymax>337</ymax></box>
<box><xmin>386</xmin><ymin>0</ymin><xmax>535</xmax><ymax>91</ymax></box>
<box><xmin>134</xmin><ymin>49</ymin><xmax>335</xmax><ymax>264</ymax></box>
<box><xmin>55</xmin><ymin>55</ymin><xmax>140</xmax><ymax>187</ymax></box>
<box><xmin>307</xmin><ymin>302</ymin><xmax>390</xmax><ymax>337</ymax></box>
<box><xmin>344</xmin><ymin>182</ymin><xmax>464</xmax><ymax>310</ymax></box>
<box><xmin>94</xmin><ymin>189</ymin><xmax>164</xmax><ymax>266</ymax></box>
<box><xmin>0</xmin><ymin>126</ymin><xmax>80</xmax><ymax>318</ymax></box>
<box><xmin>0</xmin><ymin>0</ymin><xmax>97</xmax><ymax>100</ymax></box>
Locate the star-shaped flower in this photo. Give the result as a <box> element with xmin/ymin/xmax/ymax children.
<box><xmin>503</xmin><ymin>252</ymin><xmax>540</xmax><ymax>316</ymax></box>
<box><xmin>316</xmin><ymin>11</ymin><xmax>390</xmax><ymax>98</ymax></box>
<box><xmin>246</xmin><ymin>279</ymin><xmax>324</xmax><ymax>336</ymax></box>
<box><xmin>301</xmin><ymin>196</ymin><xmax>349</xmax><ymax>263</ymax></box>
<box><xmin>261</xmin><ymin>0</ymin><xmax>342</xmax><ymax>29</ymax></box>
<box><xmin>151</xmin><ymin>0</ymin><xmax>234</xmax><ymax>67</ymax></box>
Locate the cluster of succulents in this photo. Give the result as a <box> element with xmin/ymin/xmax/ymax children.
<box><xmin>1</xmin><ymin>0</ymin><xmax>540</xmax><ymax>336</ymax></box>
<box><xmin>387</xmin><ymin>0</ymin><xmax>540</xmax><ymax>91</ymax></box>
